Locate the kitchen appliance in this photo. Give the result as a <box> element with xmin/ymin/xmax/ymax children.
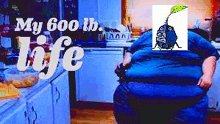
<box><xmin>75</xmin><ymin>48</ymin><xmax>123</xmax><ymax>103</ymax></box>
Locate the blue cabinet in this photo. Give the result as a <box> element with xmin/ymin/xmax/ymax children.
<box><xmin>0</xmin><ymin>101</ymin><xmax>28</xmax><ymax>124</ymax></box>
<box><xmin>52</xmin><ymin>71</ymin><xmax>70</xmax><ymax>124</ymax></box>
<box><xmin>97</xmin><ymin>0</ymin><xmax>121</xmax><ymax>25</ymax></box>
<box><xmin>27</xmin><ymin>84</ymin><xmax>53</xmax><ymax>124</ymax></box>
<box><xmin>0</xmin><ymin>70</ymin><xmax>70</xmax><ymax>124</ymax></box>
<box><xmin>78</xmin><ymin>0</ymin><xmax>121</xmax><ymax>27</ymax></box>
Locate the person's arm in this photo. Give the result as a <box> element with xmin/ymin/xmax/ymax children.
<box><xmin>114</xmin><ymin>51</ymin><xmax>132</xmax><ymax>78</ymax></box>
<box><xmin>189</xmin><ymin>32</ymin><xmax>219</xmax><ymax>89</ymax></box>
<box><xmin>115</xmin><ymin>30</ymin><xmax>152</xmax><ymax>71</ymax></box>
<box><xmin>122</xmin><ymin>51</ymin><xmax>132</xmax><ymax>69</ymax></box>
<box><xmin>197</xmin><ymin>56</ymin><xmax>217</xmax><ymax>89</ymax></box>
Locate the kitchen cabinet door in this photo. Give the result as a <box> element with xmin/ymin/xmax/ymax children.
<box><xmin>78</xmin><ymin>0</ymin><xmax>121</xmax><ymax>26</ymax></box>
<box><xmin>0</xmin><ymin>102</ymin><xmax>28</xmax><ymax>124</ymax></box>
<box><xmin>76</xmin><ymin>48</ymin><xmax>123</xmax><ymax>103</ymax></box>
<box><xmin>78</xmin><ymin>0</ymin><xmax>98</xmax><ymax>27</ymax></box>
<box><xmin>52</xmin><ymin>71</ymin><xmax>70</xmax><ymax>124</ymax></box>
<box><xmin>207</xmin><ymin>59</ymin><xmax>220</xmax><ymax>111</ymax></box>
<box><xmin>27</xmin><ymin>84</ymin><xmax>53</xmax><ymax>124</ymax></box>
<box><xmin>97</xmin><ymin>0</ymin><xmax>121</xmax><ymax>25</ymax></box>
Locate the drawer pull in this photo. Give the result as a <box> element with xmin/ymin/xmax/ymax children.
<box><xmin>32</xmin><ymin>106</ymin><xmax>37</xmax><ymax>124</ymax></box>
<box><xmin>56</xmin><ymin>87</ymin><xmax>61</xmax><ymax>103</ymax></box>
<box><xmin>28</xmin><ymin>117</ymin><xmax>30</xmax><ymax>124</ymax></box>
<box><xmin>24</xmin><ymin>111</ymin><xmax>27</xmax><ymax>117</ymax></box>
<box><xmin>24</xmin><ymin>111</ymin><xmax>30</xmax><ymax>124</ymax></box>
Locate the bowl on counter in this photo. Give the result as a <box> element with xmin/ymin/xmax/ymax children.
<box><xmin>3</xmin><ymin>67</ymin><xmax>39</xmax><ymax>88</ymax></box>
<box><xmin>105</xmin><ymin>32</ymin><xmax>131</xmax><ymax>42</ymax></box>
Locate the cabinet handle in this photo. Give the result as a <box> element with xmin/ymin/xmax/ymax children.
<box><xmin>32</xmin><ymin>106</ymin><xmax>38</xmax><ymax>124</ymax></box>
<box><xmin>56</xmin><ymin>87</ymin><xmax>60</xmax><ymax>103</ymax></box>
<box><xmin>28</xmin><ymin>117</ymin><xmax>30</xmax><ymax>124</ymax></box>
<box><xmin>24</xmin><ymin>111</ymin><xmax>27</xmax><ymax>117</ymax></box>
<box><xmin>24</xmin><ymin>111</ymin><xmax>30</xmax><ymax>124</ymax></box>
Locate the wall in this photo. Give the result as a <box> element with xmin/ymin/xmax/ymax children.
<box><xmin>78</xmin><ymin>0</ymin><xmax>121</xmax><ymax>28</ymax></box>
<box><xmin>128</xmin><ymin>0</ymin><xmax>213</xmax><ymax>29</ymax></box>
<box><xmin>0</xmin><ymin>0</ymin><xmax>8</xmax><ymax>8</ymax></box>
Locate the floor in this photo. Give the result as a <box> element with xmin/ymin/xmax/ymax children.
<box><xmin>207</xmin><ymin>113</ymin><xmax>220</xmax><ymax>124</ymax></box>
<box><xmin>70</xmin><ymin>102</ymin><xmax>116</xmax><ymax>124</ymax></box>
<box><xmin>71</xmin><ymin>108</ymin><xmax>116</xmax><ymax>124</ymax></box>
<box><xmin>70</xmin><ymin>102</ymin><xmax>220</xmax><ymax>124</ymax></box>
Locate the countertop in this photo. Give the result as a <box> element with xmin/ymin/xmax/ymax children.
<box><xmin>72</xmin><ymin>41</ymin><xmax>133</xmax><ymax>48</ymax></box>
<box><xmin>73</xmin><ymin>41</ymin><xmax>220</xmax><ymax>50</ymax></box>
<box><xmin>212</xmin><ymin>41</ymin><xmax>220</xmax><ymax>50</ymax></box>
<box><xmin>106</xmin><ymin>42</ymin><xmax>133</xmax><ymax>47</ymax></box>
<box><xmin>0</xmin><ymin>62</ymin><xmax>65</xmax><ymax>114</ymax></box>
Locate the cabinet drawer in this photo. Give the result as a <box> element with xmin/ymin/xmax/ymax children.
<box><xmin>0</xmin><ymin>99</ymin><xmax>28</xmax><ymax>124</ymax></box>
<box><xmin>52</xmin><ymin>71</ymin><xmax>70</xmax><ymax>124</ymax></box>
<box><xmin>27</xmin><ymin>84</ymin><xmax>53</xmax><ymax>124</ymax></box>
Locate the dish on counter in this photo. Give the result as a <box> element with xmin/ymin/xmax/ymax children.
<box><xmin>3</xmin><ymin>67</ymin><xmax>39</xmax><ymax>88</ymax></box>
<box><xmin>0</xmin><ymin>83</ymin><xmax>22</xmax><ymax>99</ymax></box>
<box><xmin>105</xmin><ymin>32</ymin><xmax>131</xmax><ymax>42</ymax></box>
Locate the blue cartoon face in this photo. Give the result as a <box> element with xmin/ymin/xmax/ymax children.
<box><xmin>155</xmin><ymin>24</ymin><xmax>178</xmax><ymax>50</ymax></box>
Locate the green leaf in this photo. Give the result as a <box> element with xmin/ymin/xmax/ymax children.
<box><xmin>170</xmin><ymin>5</ymin><xmax>188</xmax><ymax>14</ymax></box>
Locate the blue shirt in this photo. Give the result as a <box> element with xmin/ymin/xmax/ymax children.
<box><xmin>124</xmin><ymin>31</ymin><xmax>219</xmax><ymax>84</ymax></box>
